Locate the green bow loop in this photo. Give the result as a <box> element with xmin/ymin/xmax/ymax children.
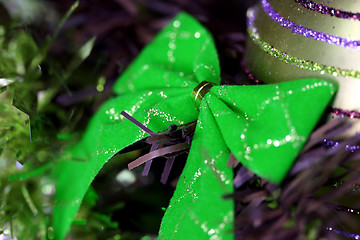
<box><xmin>206</xmin><ymin>82</ymin><xmax>335</xmax><ymax>183</ymax></box>
<box><xmin>113</xmin><ymin>12</ymin><xmax>221</xmax><ymax>95</ymax></box>
<box><xmin>52</xmin><ymin>88</ymin><xmax>199</xmax><ymax>240</ymax></box>
<box><xmin>52</xmin><ymin>12</ymin><xmax>337</xmax><ymax>240</ymax></box>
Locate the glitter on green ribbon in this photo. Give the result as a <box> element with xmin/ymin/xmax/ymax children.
<box><xmin>52</xmin><ymin>12</ymin><xmax>336</xmax><ymax>240</ymax></box>
<box><xmin>247</xmin><ymin>8</ymin><xmax>360</xmax><ymax>79</ymax></box>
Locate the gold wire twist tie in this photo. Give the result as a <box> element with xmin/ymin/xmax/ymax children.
<box><xmin>191</xmin><ymin>81</ymin><xmax>215</xmax><ymax>110</ymax></box>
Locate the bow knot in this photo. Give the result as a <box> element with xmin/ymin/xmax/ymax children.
<box><xmin>52</xmin><ymin>12</ymin><xmax>336</xmax><ymax>240</ymax></box>
<box><xmin>192</xmin><ymin>81</ymin><xmax>216</xmax><ymax>109</ymax></box>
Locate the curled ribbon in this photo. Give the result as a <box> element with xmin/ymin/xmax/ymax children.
<box><xmin>51</xmin><ymin>12</ymin><xmax>337</xmax><ymax>240</ymax></box>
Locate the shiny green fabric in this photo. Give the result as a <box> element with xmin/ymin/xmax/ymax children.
<box><xmin>52</xmin><ymin>12</ymin><xmax>336</xmax><ymax>240</ymax></box>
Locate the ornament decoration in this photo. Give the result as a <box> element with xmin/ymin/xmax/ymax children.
<box><xmin>295</xmin><ymin>0</ymin><xmax>360</xmax><ymax>21</ymax></box>
<box><xmin>262</xmin><ymin>0</ymin><xmax>360</xmax><ymax>51</ymax></box>
<box><xmin>52</xmin><ymin>12</ymin><xmax>336</xmax><ymax>240</ymax></box>
<box><xmin>247</xmin><ymin>8</ymin><xmax>360</xmax><ymax>79</ymax></box>
<box><xmin>241</xmin><ymin>63</ymin><xmax>263</xmax><ymax>85</ymax></box>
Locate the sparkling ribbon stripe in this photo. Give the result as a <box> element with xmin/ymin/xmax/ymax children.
<box><xmin>323</xmin><ymin>139</ymin><xmax>360</xmax><ymax>152</ymax></box>
<box><xmin>247</xmin><ymin>7</ymin><xmax>360</xmax><ymax>79</ymax></box>
<box><xmin>329</xmin><ymin>107</ymin><xmax>360</xmax><ymax>119</ymax></box>
<box><xmin>295</xmin><ymin>0</ymin><xmax>360</xmax><ymax>21</ymax></box>
<box><xmin>326</xmin><ymin>227</ymin><xmax>360</xmax><ymax>239</ymax></box>
<box><xmin>261</xmin><ymin>0</ymin><xmax>360</xmax><ymax>51</ymax></box>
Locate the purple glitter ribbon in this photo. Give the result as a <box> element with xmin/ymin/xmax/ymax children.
<box><xmin>262</xmin><ymin>0</ymin><xmax>360</xmax><ymax>51</ymax></box>
<box><xmin>326</xmin><ymin>227</ymin><xmax>360</xmax><ymax>239</ymax></box>
<box><xmin>323</xmin><ymin>139</ymin><xmax>360</xmax><ymax>152</ymax></box>
<box><xmin>295</xmin><ymin>0</ymin><xmax>360</xmax><ymax>21</ymax></box>
<box><xmin>329</xmin><ymin>107</ymin><xmax>360</xmax><ymax>119</ymax></box>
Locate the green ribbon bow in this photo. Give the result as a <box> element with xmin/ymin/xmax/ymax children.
<box><xmin>52</xmin><ymin>12</ymin><xmax>336</xmax><ymax>240</ymax></box>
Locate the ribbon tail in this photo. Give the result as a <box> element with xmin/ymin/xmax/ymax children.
<box><xmin>159</xmin><ymin>103</ymin><xmax>234</xmax><ymax>240</ymax></box>
<box><xmin>51</xmin><ymin>95</ymin><xmax>149</xmax><ymax>240</ymax></box>
<box><xmin>52</xmin><ymin>89</ymin><xmax>197</xmax><ymax>240</ymax></box>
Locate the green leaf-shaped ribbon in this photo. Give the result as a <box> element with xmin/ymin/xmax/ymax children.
<box><xmin>52</xmin><ymin>12</ymin><xmax>336</xmax><ymax>240</ymax></box>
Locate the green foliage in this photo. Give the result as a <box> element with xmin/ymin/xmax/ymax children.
<box><xmin>0</xmin><ymin>1</ymin><xmax>106</xmax><ymax>239</ymax></box>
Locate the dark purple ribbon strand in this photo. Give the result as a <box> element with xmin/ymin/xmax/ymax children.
<box><xmin>127</xmin><ymin>142</ymin><xmax>189</xmax><ymax>170</ymax></box>
<box><xmin>120</xmin><ymin>111</ymin><xmax>156</xmax><ymax>136</ymax></box>
<box><xmin>161</xmin><ymin>156</ymin><xmax>175</xmax><ymax>184</ymax></box>
<box><xmin>121</xmin><ymin>111</ymin><xmax>191</xmax><ymax>183</ymax></box>
<box><xmin>142</xmin><ymin>143</ymin><xmax>158</xmax><ymax>176</ymax></box>
<box><xmin>325</xmin><ymin>227</ymin><xmax>360</xmax><ymax>239</ymax></box>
